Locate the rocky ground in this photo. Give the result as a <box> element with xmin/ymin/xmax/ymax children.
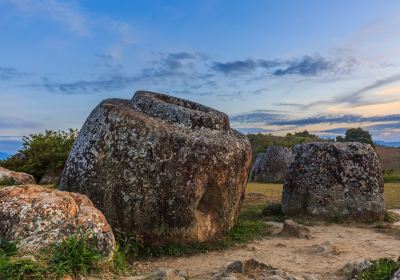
<box><xmin>137</xmin><ymin>223</ymin><xmax>400</xmax><ymax>279</ymax></box>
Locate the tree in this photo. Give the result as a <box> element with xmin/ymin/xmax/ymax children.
<box><xmin>0</xmin><ymin>129</ymin><xmax>78</xmax><ymax>181</ymax></box>
<box><xmin>336</xmin><ymin>136</ymin><xmax>345</xmax><ymax>142</ymax></box>
<box><xmin>344</xmin><ymin>127</ymin><xmax>374</xmax><ymax>146</ymax></box>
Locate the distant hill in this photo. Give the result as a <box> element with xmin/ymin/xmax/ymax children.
<box><xmin>375</xmin><ymin>140</ymin><xmax>400</xmax><ymax>147</ymax></box>
<box><xmin>0</xmin><ymin>152</ymin><xmax>10</xmax><ymax>160</ymax></box>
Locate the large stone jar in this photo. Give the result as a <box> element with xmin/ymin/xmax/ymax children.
<box><xmin>249</xmin><ymin>145</ymin><xmax>294</xmax><ymax>183</ymax></box>
<box><xmin>60</xmin><ymin>91</ymin><xmax>252</xmax><ymax>244</ymax></box>
<box><xmin>281</xmin><ymin>142</ymin><xmax>384</xmax><ymax>222</ymax></box>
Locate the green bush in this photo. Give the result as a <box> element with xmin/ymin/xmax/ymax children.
<box><xmin>0</xmin><ymin>177</ymin><xmax>16</xmax><ymax>186</ymax></box>
<box><xmin>0</xmin><ymin>129</ymin><xmax>78</xmax><ymax>181</ymax></box>
<box><xmin>384</xmin><ymin>170</ymin><xmax>400</xmax><ymax>183</ymax></box>
<box><xmin>355</xmin><ymin>258</ymin><xmax>399</xmax><ymax>280</ymax></box>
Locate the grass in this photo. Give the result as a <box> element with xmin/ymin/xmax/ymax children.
<box><xmin>355</xmin><ymin>258</ymin><xmax>399</xmax><ymax>280</ymax></box>
<box><xmin>247</xmin><ymin>182</ymin><xmax>400</xmax><ymax>209</ymax></box>
<box><xmin>0</xmin><ymin>177</ymin><xmax>17</xmax><ymax>186</ymax></box>
<box><xmin>116</xmin><ymin>198</ymin><xmax>271</xmax><ymax>260</ymax></box>
<box><xmin>0</xmin><ymin>234</ymin><xmax>122</xmax><ymax>280</ymax></box>
<box><xmin>384</xmin><ymin>170</ymin><xmax>400</xmax><ymax>183</ymax></box>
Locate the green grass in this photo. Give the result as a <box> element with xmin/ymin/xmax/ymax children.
<box><xmin>384</xmin><ymin>170</ymin><xmax>400</xmax><ymax>183</ymax></box>
<box><xmin>116</xmin><ymin>201</ymin><xmax>270</xmax><ymax>260</ymax></box>
<box><xmin>0</xmin><ymin>234</ymin><xmax>124</xmax><ymax>280</ymax></box>
<box><xmin>0</xmin><ymin>177</ymin><xmax>16</xmax><ymax>186</ymax></box>
<box><xmin>355</xmin><ymin>258</ymin><xmax>399</xmax><ymax>280</ymax></box>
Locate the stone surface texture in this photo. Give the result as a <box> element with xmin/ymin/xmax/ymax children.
<box><xmin>249</xmin><ymin>146</ymin><xmax>294</xmax><ymax>183</ymax></box>
<box><xmin>0</xmin><ymin>185</ymin><xmax>115</xmax><ymax>258</ymax></box>
<box><xmin>282</xmin><ymin>142</ymin><xmax>384</xmax><ymax>222</ymax></box>
<box><xmin>281</xmin><ymin>219</ymin><xmax>312</xmax><ymax>239</ymax></box>
<box><xmin>59</xmin><ymin>91</ymin><xmax>252</xmax><ymax>244</ymax></box>
<box><xmin>0</xmin><ymin>166</ymin><xmax>35</xmax><ymax>185</ymax></box>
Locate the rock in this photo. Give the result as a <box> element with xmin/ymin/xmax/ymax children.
<box><xmin>303</xmin><ymin>275</ymin><xmax>318</xmax><ymax>280</ymax></box>
<box><xmin>306</xmin><ymin>241</ymin><xmax>338</xmax><ymax>256</ymax></box>
<box><xmin>224</xmin><ymin>260</ymin><xmax>244</xmax><ymax>273</ymax></box>
<box><xmin>249</xmin><ymin>146</ymin><xmax>294</xmax><ymax>183</ymax></box>
<box><xmin>152</xmin><ymin>268</ymin><xmax>187</xmax><ymax>280</ymax></box>
<box><xmin>392</xmin><ymin>268</ymin><xmax>400</xmax><ymax>280</ymax></box>
<box><xmin>0</xmin><ymin>166</ymin><xmax>35</xmax><ymax>185</ymax></box>
<box><xmin>39</xmin><ymin>170</ymin><xmax>60</xmax><ymax>185</ymax></box>
<box><xmin>281</xmin><ymin>142</ymin><xmax>384</xmax><ymax>222</ymax></box>
<box><xmin>281</xmin><ymin>219</ymin><xmax>311</xmax><ymax>239</ymax></box>
<box><xmin>0</xmin><ymin>185</ymin><xmax>115</xmax><ymax>258</ymax></box>
<box><xmin>342</xmin><ymin>260</ymin><xmax>372</xmax><ymax>277</ymax></box>
<box><xmin>60</xmin><ymin>91</ymin><xmax>252</xmax><ymax>244</ymax></box>
<box><xmin>263</xmin><ymin>276</ymin><xmax>284</xmax><ymax>280</ymax></box>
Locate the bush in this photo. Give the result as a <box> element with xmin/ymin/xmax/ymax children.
<box><xmin>384</xmin><ymin>170</ymin><xmax>400</xmax><ymax>183</ymax></box>
<box><xmin>355</xmin><ymin>258</ymin><xmax>399</xmax><ymax>280</ymax></box>
<box><xmin>0</xmin><ymin>129</ymin><xmax>78</xmax><ymax>181</ymax></box>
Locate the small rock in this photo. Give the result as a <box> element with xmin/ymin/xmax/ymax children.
<box><xmin>276</xmin><ymin>242</ymin><xmax>288</xmax><ymax>247</ymax></box>
<box><xmin>281</xmin><ymin>219</ymin><xmax>312</xmax><ymax>239</ymax></box>
<box><xmin>263</xmin><ymin>276</ymin><xmax>285</xmax><ymax>280</ymax></box>
<box><xmin>392</xmin><ymin>268</ymin><xmax>400</xmax><ymax>280</ymax></box>
<box><xmin>342</xmin><ymin>260</ymin><xmax>372</xmax><ymax>277</ymax></box>
<box><xmin>152</xmin><ymin>268</ymin><xmax>186</xmax><ymax>280</ymax></box>
<box><xmin>286</xmin><ymin>276</ymin><xmax>303</xmax><ymax>280</ymax></box>
<box><xmin>303</xmin><ymin>274</ymin><xmax>318</xmax><ymax>280</ymax></box>
<box><xmin>307</xmin><ymin>241</ymin><xmax>338</xmax><ymax>256</ymax></box>
<box><xmin>224</xmin><ymin>260</ymin><xmax>244</xmax><ymax>273</ymax></box>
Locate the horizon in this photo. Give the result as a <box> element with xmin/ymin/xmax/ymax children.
<box><xmin>1</xmin><ymin>0</ymin><xmax>400</xmax><ymax>154</ymax></box>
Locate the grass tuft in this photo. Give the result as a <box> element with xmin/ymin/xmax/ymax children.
<box><xmin>355</xmin><ymin>258</ymin><xmax>399</xmax><ymax>280</ymax></box>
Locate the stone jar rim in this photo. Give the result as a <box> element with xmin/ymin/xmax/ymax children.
<box><xmin>131</xmin><ymin>91</ymin><xmax>230</xmax><ymax>131</ymax></box>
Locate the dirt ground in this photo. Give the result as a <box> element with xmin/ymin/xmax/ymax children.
<box><xmin>144</xmin><ymin>223</ymin><xmax>400</xmax><ymax>279</ymax></box>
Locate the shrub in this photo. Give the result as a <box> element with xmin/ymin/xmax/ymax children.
<box><xmin>0</xmin><ymin>129</ymin><xmax>78</xmax><ymax>181</ymax></box>
<box><xmin>355</xmin><ymin>258</ymin><xmax>399</xmax><ymax>280</ymax></box>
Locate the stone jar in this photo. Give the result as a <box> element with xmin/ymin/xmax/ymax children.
<box><xmin>60</xmin><ymin>91</ymin><xmax>252</xmax><ymax>244</ymax></box>
<box><xmin>281</xmin><ymin>142</ymin><xmax>384</xmax><ymax>222</ymax></box>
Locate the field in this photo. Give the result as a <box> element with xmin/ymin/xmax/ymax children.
<box><xmin>246</xmin><ymin>182</ymin><xmax>400</xmax><ymax>209</ymax></box>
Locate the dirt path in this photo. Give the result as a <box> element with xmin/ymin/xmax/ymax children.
<box><xmin>145</xmin><ymin>224</ymin><xmax>400</xmax><ymax>279</ymax></box>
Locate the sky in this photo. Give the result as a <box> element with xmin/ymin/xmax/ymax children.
<box><xmin>1</xmin><ymin>0</ymin><xmax>400</xmax><ymax>154</ymax></box>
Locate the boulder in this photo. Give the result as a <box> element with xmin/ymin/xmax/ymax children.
<box><xmin>60</xmin><ymin>91</ymin><xmax>252</xmax><ymax>244</ymax></box>
<box><xmin>0</xmin><ymin>166</ymin><xmax>35</xmax><ymax>185</ymax></box>
<box><xmin>249</xmin><ymin>146</ymin><xmax>294</xmax><ymax>183</ymax></box>
<box><xmin>0</xmin><ymin>185</ymin><xmax>115</xmax><ymax>258</ymax></box>
<box><xmin>281</xmin><ymin>219</ymin><xmax>311</xmax><ymax>239</ymax></box>
<box><xmin>282</xmin><ymin>142</ymin><xmax>384</xmax><ymax>222</ymax></box>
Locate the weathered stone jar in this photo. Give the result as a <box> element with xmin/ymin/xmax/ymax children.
<box><xmin>60</xmin><ymin>91</ymin><xmax>252</xmax><ymax>244</ymax></box>
<box><xmin>249</xmin><ymin>145</ymin><xmax>294</xmax><ymax>183</ymax></box>
<box><xmin>281</xmin><ymin>142</ymin><xmax>384</xmax><ymax>222</ymax></box>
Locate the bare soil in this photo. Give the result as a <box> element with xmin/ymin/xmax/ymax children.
<box><xmin>144</xmin><ymin>223</ymin><xmax>400</xmax><ymax>279</ymax></box>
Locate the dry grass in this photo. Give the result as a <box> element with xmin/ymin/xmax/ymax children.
<box><xmin>246</xmin><ymin>182</ymin><xmax>400</xmax><ymax>209</ymax></box>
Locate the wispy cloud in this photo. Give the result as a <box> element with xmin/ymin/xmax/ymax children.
<box><xmin>0</xmin><ymin>67</ymin><xmax>28</xmax><ymax>80</ymax></box>
<box><xmin>3</xmin><ymin>0</ymin><xmax>90</xmax><ymax>36</ymax></box>
<box><xmin>211</xmin><ymin>54</ymin><xmax>355</xmax><ymax>77</ymax></box>
<box><xmin>0</xmin><ymin>116</ymin><xmax>41</xmax><ymax>129</ymax></box>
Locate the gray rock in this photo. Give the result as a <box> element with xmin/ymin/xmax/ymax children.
<box><xmin>281</xmin><ymin>219</ymin><xmax>311</xmax><ymax>239</ymax></box>
<box><xmin>39</xmin><ymin>170</ymin><xmax>60</xmax><ymax>185</ymax></box>
<box><xmin>392</xmin><ymin>268</ymin><xmax>400</xmax><ymax>280</ymax></box>
<box><xmin>224</xmin><ymin>260</ymin><xmax>244</xmax><ymax>273</ymax></box>
<box><xmin>342</xmin><ymin>260</ymin><xmax>372</xmax><ymax>277</ymax></box>
<box><xmin>59</xmin><ymin>91</ymin><xmax>252</xmax><ymax>244</ymax></box>
<box><xmin>152</xmin><ymin>268</ymin><xmax>187</xmax><ymax>280</ymax></box>
<box><xmin>263</xmin><ymin>276</ymin><xmax>285</xmax><ymax>280</ymax></box>
<box><xmin>303</xmin><ymin>275</ymin><xmax>318</xmax><ymax>280</ymax></box>
<box><xmin>250</xmin><ymin>146</ymin><xmax>294</xmax><ymax>183</ymax></box>
<box><xmin>281</xmin><ymin>142</ymin><xmax>384</xmax><ymax>222</ymax></box>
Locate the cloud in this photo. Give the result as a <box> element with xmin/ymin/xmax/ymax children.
<box><xmin>3</xmin><ymin>0</ymin><xmax>90</xmax><ymax>36</ymax></box>
<box><xmin>211</xmin><ymin>54</ymin><xmax>354</xmax><ymax>77</ymax></box>
<box><xmin>230</xmin><ymin>110</ymin><xmax>286</xmax><ymax>124</ymax></box>
<box><xmin>273</xmin><ymin>55</ymin><xmax>334</xmax><ymax>77</ymax></box>
<box><xmin>272</xmin><ymin>114</ymin><xmax>400</xmax><ymax>126</ymax></box>
<box><xmin>0</xmin><ymin>116</ymin><xmax>41</xmax><ymax>129</ymax></box>
<box><xmin>0</xmin><ymin>67</ymin><xmax>28</xmax><ymax>80</ymax></box>
<box><xmin>302</xmin><ymin>73</ymin><xmax>400</xmax><ymax>109</ymax></box>
<box><xmin>40</xmin><ymin>52</ymin><xmax>209</xmax><ymax>94</ymax></box>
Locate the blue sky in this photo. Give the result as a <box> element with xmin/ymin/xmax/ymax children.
<box><xmin>1</xmin><ymin>0</ymin><xmax>400</xmax><ymax>154</ymax></box>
